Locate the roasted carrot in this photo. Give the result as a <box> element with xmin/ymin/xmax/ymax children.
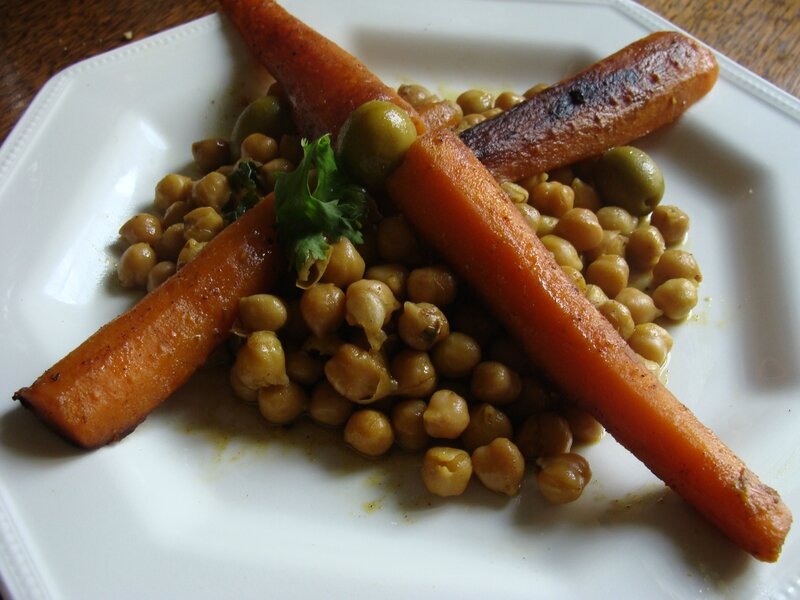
<box><xmin>14</xmin><ymin>195</ymin><xmax>283</xmax><ymax>448</ymax></box>
<box><xmin>460</xmin><ymin>31</ymin><xmax>719</xmax><ymax>182</ymax></box>
<box><xmin>386</xmin><ymin>129</ymin><xmax>791</xmax><ymax>562</ymax></box>
<box><xmin>219</xmin><ymin>0</ymin><xmax>426</xmax><ymax>140</ymax></box>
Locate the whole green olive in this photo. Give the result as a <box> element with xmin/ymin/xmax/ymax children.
<box><xmin>595</xmin><ymin>146</ymin><xmax>665</xmax><ymax>216</ymax></box>
<box><xmin>336</xmin><ymin>100</ymin><xmax>418</xmax><ymax>190</ymax></box>
<box><xmin>230</xmin><ymin>95</ymin><xmax>293</xmax><ymax>156</ymax></box>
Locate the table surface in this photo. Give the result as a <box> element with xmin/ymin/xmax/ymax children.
<box><xmin>1</xmin><ymin>0</ymin><xmax>798</xmax><ymax>146</ymax></box>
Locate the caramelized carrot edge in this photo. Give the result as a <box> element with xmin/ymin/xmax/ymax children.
<box><xmin>386</xmin><ymin>130</ymin><xmax>791</xmax><ymax>562</ymax></box>
<box><xmin>460</xmin><ymin>31</ymin><xmax>719</xmax><ymax>182</ymax></box>
<box><xmin>14</xmin><ymin>195</ymin><xmax>283</xmax><ymax>448</ymax></box>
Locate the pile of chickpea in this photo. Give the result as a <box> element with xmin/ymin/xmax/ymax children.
<box><xmin>114</xmin><ymin>80</ymin><xmax>702</xmax><ymax>504</ymax></box>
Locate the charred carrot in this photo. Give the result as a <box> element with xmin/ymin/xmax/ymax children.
<box><xmin>14</xmin><ymin>196</ymin><xmax>283</xmax><ymax>448</ymax></box>
<box><xmin>219</xmin><ymin>0</ymin><xmax>426</xmax><ymax>140</ymax></box>
<box><xmin>460</xmin><ymin>31</ymin><xmax>718</xmax><ymax>182</ymax></box>
<box><xmin>386</xmin><ymin>129</ymin><xmax>791</xmax><ymax>562</ymax></box>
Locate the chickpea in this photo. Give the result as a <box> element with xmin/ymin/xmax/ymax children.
<box><xmin>461</xmin><ymin>404</ymin><xmax>513</xmax><ymax>452</ymax></box>
<box><xmin>539</xmin><ymin>235</ymin><xmax>582</xmax><ymax>271</ymax></box>
<box><xmin>146</xmin><ymin>260</ymin><xmax>176</xmax><ymax>292</ymax></box>
<box><xmin>376</xmin><ymin>214</ymin><xmax>422</xmax><ymax>265</ymax></box>
<box><xmin>240</xmin><ymin>133</ymin><xmax>278</xmax><ymax>163</ymax></box>
<box><xmin>176</xmin><ymin>239</ymin><xmax>206</xmax><ymax>269</ymax></box>
<box><xmin>536</xmin><ymin>215</ymin><xmax>559</xmax><ymax>237</ymax></box>
<box><xmin>364</xmin><ymin>264</ymin><xmax>408</xmax><ymax>300</ymax></box>
<box><xmin>518</xmin><ymin>172</ymin><xmax>548</xmax><ymax>193</ymax></box>
<box><xmin>258</xmin><ymin>382</ymin><xmax>308</xmax><ymax>425</ymax></box>
<box><xmin>276</xmin><ymin>134</ymin><xmax>302</xmax><ymax>165</ymax></box>
<box><xmin>191</xmin><ymin>138</ymin><xmax>231</xmax><ymax>173</ymax></box>
<box><xmin>406</xmin><ymin>265</ymin><xmax>458</xmax><ymax>307</ymax></box>
<box><xmin>492</xmin><ymin>90</ymin><xmax>523</xmax><ymax>110</ymax></box>
<box><xmin>523</xmin><ymin>82</ymin><xmax>549</xmax><ymax>98</ymax></box>
<box><xmin>320</xmin><ymin>237</ymin><xmax>365</xmax><ymax>289</ymax></box>
<box><xmin>585</xmin><ymin>254</ymin><xmax>629</xmax><ymax>298</ymax></box>
<box><xmin>614</xmin><ymin>287</ymin><xmax>661</xmax><ymax>324</ymax></box>
<box><xmin>456</xmin><ymin>89</ymin><xmax>493</xmax><ymax>114</ymax></box>
<box><xmin>517</xmin><ymin>203</ymin><xmax>542</xmax><ymax>231</ymax></box>
<box><xmin>651</xmin><ymin>205</ymin><xmax>690</xmax><ymax>246</ymax></box>
<box><xmin>470</xmin><ymin>361</ymin><xmax>522</xmax><ymax>405</ymax></box>
<box><xmin>398</xmin><ymin>83</ymin><xmax>434</xmax><ymax>106</ymax></box>
<box><xmin>260</xmin><ymin>157</ymin><xmax>294</xmax><ymax>192</ymax></box>
<box><xmin>191</xmin><ymin>171</ymin><xmax>231</xmax><ymax>212</ymax></box>
<box><xmin>598</xmin><ymin>300</ymin><xmax>635</xmax><ymax>339</ymax></box>
<box><xmin>345</xmin><ymin>279</ymin><xmax>400</xmax><ymax>350</ymax></box>
<box><xmin>162</xmin><ymin>200</ymin><xmax>192</xmax><ymax>227</ymax></box>
<box><xmin>300</xmin><ymin>283</ymin><xmax>346</xmax><ymax>338</ymax></box>
<box><xmin>232</xmin><ymin>330</ymin><xmax>289</xmax><ymax>390</ymax></box>
<box><xmin>239</xmin><ymin>294</ymin><xmax>288</xmax><ymax>332</ymax></box>
<box><xmin>652</xmin><ymin>249</ymin><xmax>702</xmax><ymax>287</ymax></box>
<box><xmin>183</xmin><ymin>206</ymin><xmax>224</xmax><ymax>242</ymax></box>
<box><xmin>391</xmin><ymin>399</ymin><xmax>429</xmax><ymax>451</ymax></box>
<box><xmin>117</xmin><ymin>242</ymin><xmax>157</xmax><ymax>288</ymax></box>
<box><xmin>421</xmin><ymin>447</ymin><xmax>473</xmax><ymax>497</ymax></box>
<box><xmin>515</xmin><ymin>412</ymin><xmax>572</xmax><ymax>459</ymax></box>
<box><xmin>561</xmin><ymin>265</ymin><xmax>586</xmax><ymax>293</ymax></box>
<box><xmin>154</xmin><ymin>173</ymin><xmax>192</xmax><ymax>212</ymax></box>
<box><xmin>512</xmin><ymin>376</ymin><xmax>558</xmax><ymax>419</ymax></box>
<box><xmin>596</xmin><ymin>206</ymin><xmax>637</xmax><ymax>235</ymax></box>
<box><xmin>529</xmin><ymin>181</ymin><xmax>574</xmax><ymax>217</ymax></box>
<box><xmin>554</xmin><ymin>208</ymin><xmax>603</xmax><ymax>251</ymax></box>
<box><xmin>430</xmin><ymin>332</ymin><xmax>481</xmax><ymax>378</ymax></box>
<box><xmin>423</xmin><ymin>390</ymin><xmax>469</xmax><ymax>439</ymax></box>
<box><xmin>391</xmin><ymin>350</ymin><xmax>437</xmax><ymax>397</ymax></box>
<box><xmin>626</xmin><ymin>225</ymin><xmax>665</xmax><ymax>272</ymax></box>
<box><xmin>230</xmin><ymin>369</ymin><xmax>258</xmax><ymax>403</ymax></box>
<box><xmin>302</xmin><ymin>333</ymin><xmax>344</xmax><ymax>358</ymax></box>
<box><xmin>472</xmin><ymin>438</ymin><xmax>525</xmax><ymax>496</ymax></box>
<box><xmin>285</xmin><ymin>349</ymin><xmax>324</xmax><ymax>386</ymax></box>
<box><xmin>324</xmin><ymin>343</ymin><xmax>397</xmax><ymax>403</ymax></box>
<box><xmin>561</xmin><ymin>406</ymin><xmax>605</xmax><ymax>445</ymax></box>
<box><xmin>344</xmin><ymin>409</ymin><xmax>395</xmax><ymax>457</ymax></box>
<box><xmin>500</xmin><ymin>181</ymin><xmax>529</xmax><ymax>204</ymax></box>
<box><xmin>155</xmin><ymin>223</ymin><xmax>186</xmax><ymax>261</ymax></box>
<box><xmin>584</xmin><ymin>284</ymin><xmax>609</xmax><ymax>309</ymax></box>
<box><xmin>119</xmin><ymin>213</ymin><xmax>162</xmax><ymax>246</ymax></box>
<box><xmin>537</xmin><ymin>453</ymin><xmax>592</xmax><ymax>504</ymax></box>
<box><xmin>396</xmin><ymin>303</ymin><xmax>446</xmax><ymax>351</ymax></box>
<box><xmin>571</xmin><ymin>178</ymin><xmax>601</xmax><ymax>212</ymax></box>
<box><xmin>652</xmin><ymin>277</ymin><xmax>698</xmax><ymax>321</ymax></box>
<box><xmin>309</xmin><ymin>380</ymin><xmax>353</xmax><ymax>428</ymax></box>
<box><xmin>583</xmin><ymin>229</ymin><xmax>628</xmax><ymax>264</ymax></box>
<box><xmin>455</xmin><ymin>113</ymin><xmax>486</xmax><ymax>133</ymax></box>
<box><xmin>627</xmin><ymin>323</ymin><xmax>673</xmax><ymax>366</ymax></box>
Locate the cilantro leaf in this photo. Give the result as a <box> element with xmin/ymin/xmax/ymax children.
<box><xmin>274</xmin><ymin>134</ymin><xmax>369</xmax><ymax>276</ymax></box>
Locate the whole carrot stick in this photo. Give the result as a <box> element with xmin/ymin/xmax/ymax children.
<box><xmin>461</xmin><ymin>31</ymin><xmax>718</xmax><ymax>182</ymax></box>
<box><xmin>386</xmin><ymin>129</ymin><xmax>791</xmax><ymax>562</ymax></box>
<box><xmin>14</xmin><ymin>196</ymin><xmax>283</xmax><ymax>448</ymax></box>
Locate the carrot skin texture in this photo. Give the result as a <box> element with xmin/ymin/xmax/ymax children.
<box><xmin>460</xmin><ymin>31</ymin><xmax>719</xmax><ymax>182</ymax></box>
<box><xmin>219</xmin><ymin>0</ymin><xmax>425</xmax><ymax>140</ymax></box>
<box><xmin>14</xmin><ymin>196</ymin><xmax>283</xmax><ymax>448</ymax></box>
<box><xmin>386</xmin><ymin>129</ymin><xmax>791</xmax><ymax>562</ymax></box>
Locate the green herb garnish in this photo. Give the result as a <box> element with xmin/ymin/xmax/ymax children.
<box><xmin>273</xmin><ymin>134</ymin><xmax>369</xmax><ymax>276</ymax></box>
<box><xmin>225</xmin><ymin>160</ymin><xmax>265</xmax><ymax>222</ymax></box>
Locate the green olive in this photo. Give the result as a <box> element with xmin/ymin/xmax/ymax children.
<box><xmin>595</xmin><ymin>146</ymin><xmax>665</xmax><ymax>216</ymax></box>
<box><xmin>230</xmin><ymin>96</ymin><xmax>293</xmax><ymax>156</ymax></box>
<box><xmin>336</xmin><ymin>100</ymin><xmax>418</xmax><ymax>190</ymax></box>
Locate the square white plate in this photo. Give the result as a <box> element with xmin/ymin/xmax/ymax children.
<box><xmin>1</xmin><ymin>1</ymin><xmax>799</xmax><ymax>598</ymax></box>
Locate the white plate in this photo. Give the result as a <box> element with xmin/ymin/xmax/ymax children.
<box><xmin>1</xmin><ymin>1</ymin><xmax>799</xmax><ymax>598</ymax></box>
